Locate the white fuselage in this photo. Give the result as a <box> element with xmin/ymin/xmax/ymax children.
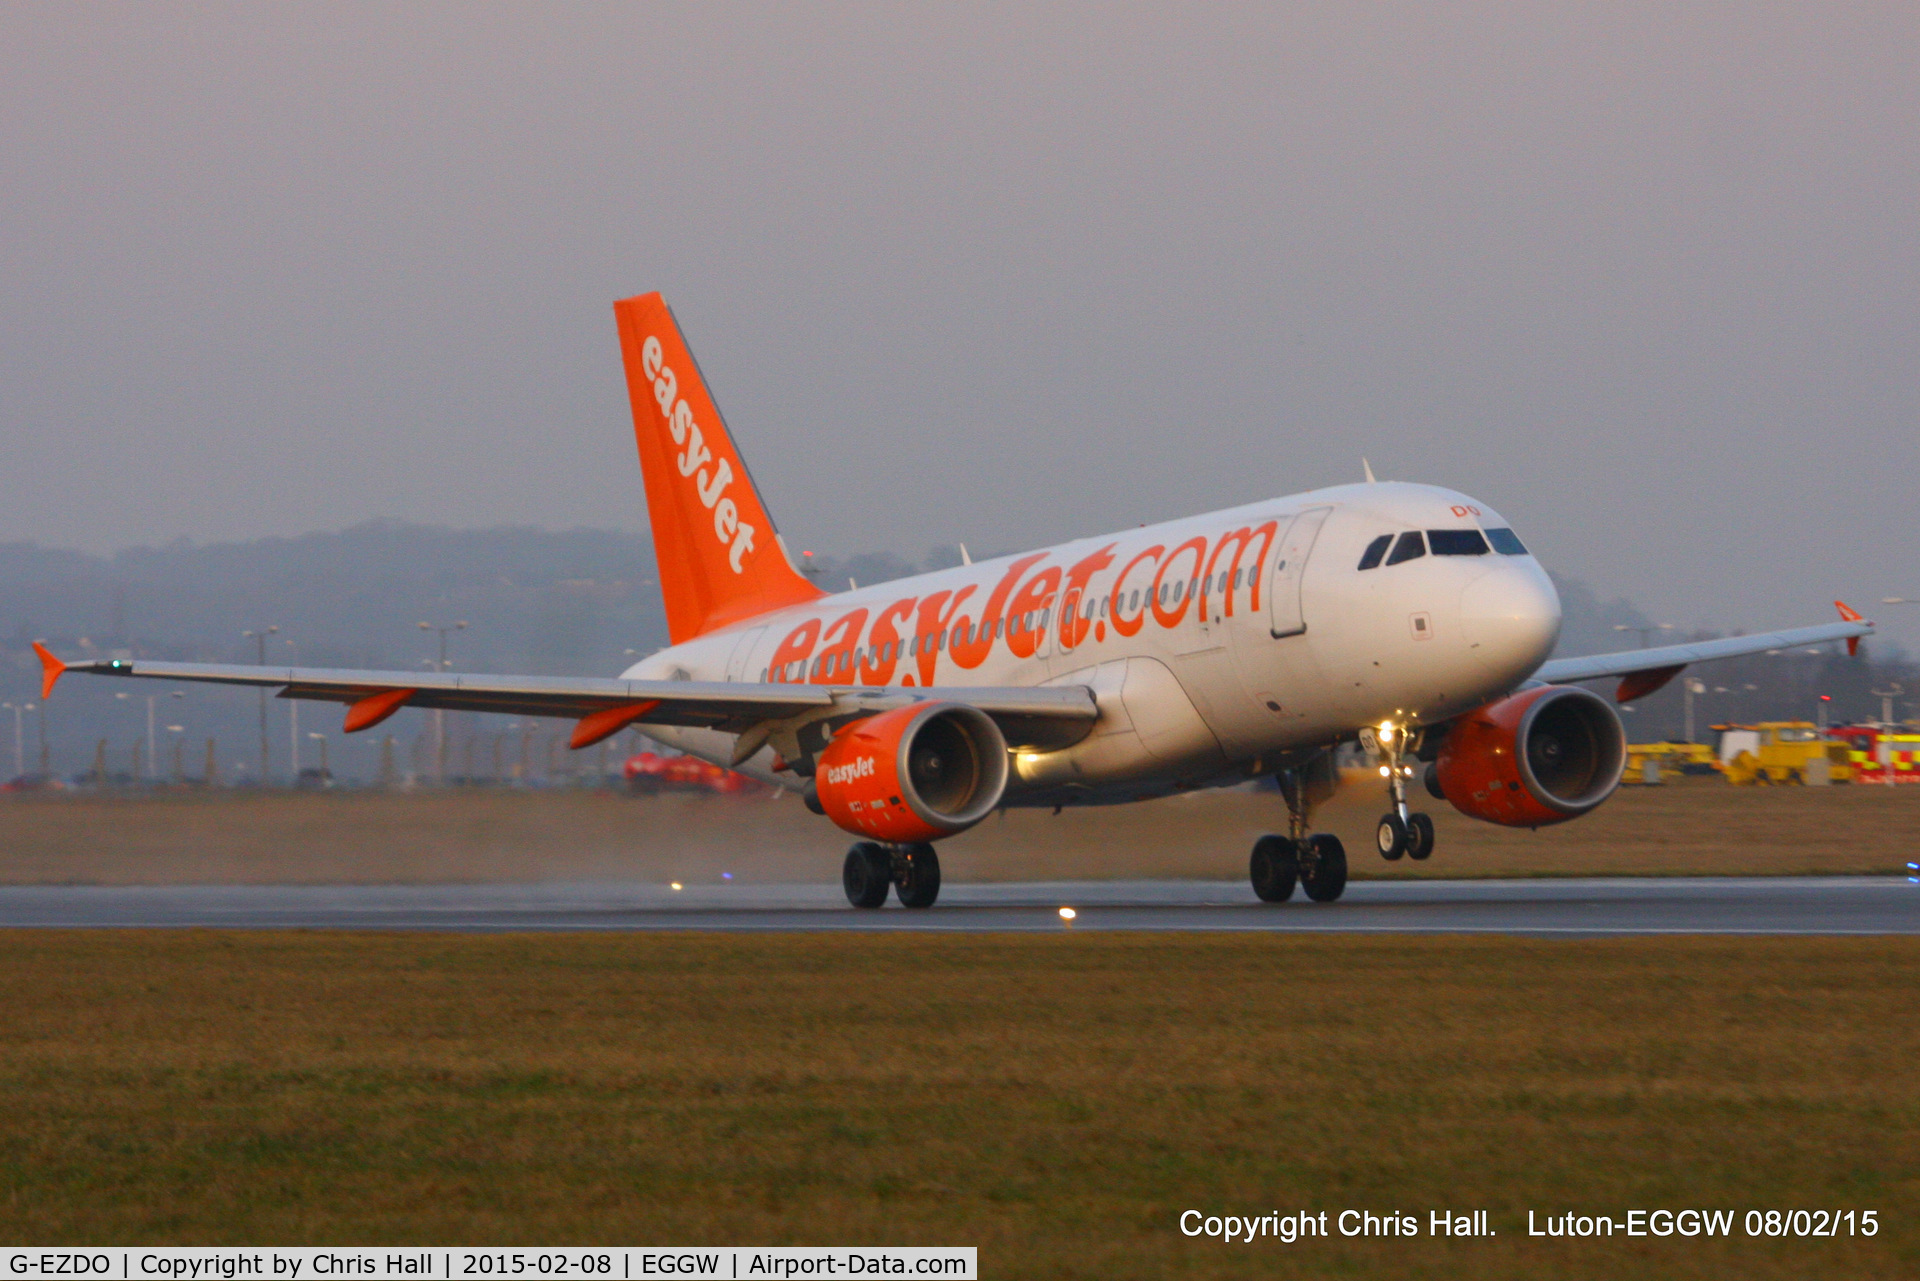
<box><xmin>629</xmin><ymin>481</ymin><xmax>1561</xmax><ymax>804</ymax></box>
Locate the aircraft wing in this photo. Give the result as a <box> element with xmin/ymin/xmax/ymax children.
<box><xmin>1533</xmin><ymin>609</ymin><xmax>1872</xmax><ymax>702</ymax></box>
<box><xmin>32</xmin><ymin>646</ymin><xmax>1097</xmax><ymax>751</ymax></box>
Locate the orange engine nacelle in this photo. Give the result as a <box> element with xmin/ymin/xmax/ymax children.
<box><xmin>1432</xmin><ymin>685</ymin><xmax>1626</xmax><ymax>828</ymax></box>
<box><xmin>814</xmin><ymin>702</ymin><xmax>1010</xmax><ymax>843</ymax></box>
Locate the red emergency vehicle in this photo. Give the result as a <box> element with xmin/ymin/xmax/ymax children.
<box><xmin>623</xmin><ymin>751</ymin><xmax>761</xmax><ymax>795</ymax></box>
<box><xmin>1827</xmin><ymin>725</ymin><xmax>1920</xmax><ymax>784</ymax></box>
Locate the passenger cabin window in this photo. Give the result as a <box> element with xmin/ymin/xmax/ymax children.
<box><xmin>1427</xmin><ymin>529</ymin><xmax>1490</xmax><ymax>556</ymax></box>
<box><xmin>1486</xmin><ymin>527</ymin><xmax>1529</xmax><ymax>555</ymax></box>
<box><xmin>1357</xmin><ymin>534</ymin><xmax>1392</xmax><ymax>570</ymax></box>
<box><xmin>1384</xmin><ymin>531</ymin><xmax>1427</xmax><ymax>566</ymax></box>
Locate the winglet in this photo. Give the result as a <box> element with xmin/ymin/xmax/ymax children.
<box><xmin>1836</xmin><ymin>601</ymin><xmax>1865</xmax><ymax>655</ymax></box>
<box><xmin>31</xmin><ymin>642</ymin><xmax>66</xmax><ymax>700</ymax></box>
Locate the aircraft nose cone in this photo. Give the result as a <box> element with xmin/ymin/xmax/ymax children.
<box><xmin>1459</xmin><ymin>565</ymin><xmax>1561</xmax><ymax>684</ymax></box>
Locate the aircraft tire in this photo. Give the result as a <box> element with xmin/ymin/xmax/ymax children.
<box><xmin>1376</xmin><ymin>812</ymin><xmax>1408</xmax><ymax>861</ymax></box>
<box><xmin>1301</xmin><ymin>834</ymin><xmax>1348</xmax><ymax>903</ymax></box>
<box><xmin>1249</xmin><ymin>835</ymin><xmax>1299</xmax><ymax>903</ymax></box>
<box><xmin>843</xmin><ymin>842</ymin><xmax>893</xmax><ymax>909</ymax></box>
<box><xmin>895</xmin><ymin>842</ymin><xmax>942</xmax><ymax>909</ymax></box>
<box><xmin>1406</xmin><ymin>812</ymin><xmax>1435</xmax><ymax>861</ymax></box>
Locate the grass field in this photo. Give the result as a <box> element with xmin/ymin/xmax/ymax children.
<box><xmin>3</xmin><ymin>777</ymin><xmax>1917</xmax><ymax>885</ymax></box>
<box><xmin>1</xmin><ymin>931</ymin><xmax>1915</xmax><ymax>1278</ymax></box>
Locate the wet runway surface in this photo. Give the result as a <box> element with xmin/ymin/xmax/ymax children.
<box><xmin>0</xmin><ymin>877</ymin><xmax>1912</xmax><ymax>934</ymax></box>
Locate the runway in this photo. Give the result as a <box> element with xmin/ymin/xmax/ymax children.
<box><xmin>0</xmin><ymin>877</ymin><xmax>1912</xmax><ymax>934</ymax></box>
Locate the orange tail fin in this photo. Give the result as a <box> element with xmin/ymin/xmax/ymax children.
<box><xmin>614</xmin><ymin>294</ymin><xmax>824</xmax><ymax>643</ymax></box>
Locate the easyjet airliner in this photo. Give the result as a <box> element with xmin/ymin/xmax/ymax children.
<box><xmin>34</xmin><ymin>294</ymin><xmax>1872</xmax><ymax>907</ymax></box>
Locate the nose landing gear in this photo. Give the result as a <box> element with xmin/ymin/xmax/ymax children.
<box><xmin>1250</xmin><ymin>752</ymin><xmax>1349</xmax><ymax>903</ymax></box>
<box><xmin>1370</xmin><ymin>723</ymin><xmax>1436</xmax><ymax>862</ymax></box>
<box><xmin>842</xmin><ymin>841</ymin><xmax>943</xmax><ymax>909</ymax></box>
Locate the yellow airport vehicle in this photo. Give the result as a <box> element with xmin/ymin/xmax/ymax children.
<box><xmin>1714</xmin><ymin>722</ymin><xmax>1855</xmax><ymax>785</ymax></box>
<box><xmin>1622</xmin><ymin>741</ymin><xmax>1718</xmax><ymax>784</ymax></box>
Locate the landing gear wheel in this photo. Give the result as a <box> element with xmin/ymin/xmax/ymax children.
<box><xmin>1300</xmin><ymin>834</ymin><xmax>1348</xmax><ymax>903</ymax></box>
<box><xmin>842</xmin><ymin>841</ymin><xmax>892</xmax><ymax>909</ymax></box>
<box><xmin>1249</xmin><ymin>835</ymin><xmax>1299</xmax><ymax>903</ymax></box>
<box><xmin>1376</xmin><ymin>812</ymin><xmax>1408</xmax><ymax>861</ymax></box>
<box><xmin>895</xmin><ymin>843</ymin><xmax>942</xmax><ymax>909</ymax></box>
<box><xmin>1405</xmin><ymin>812</ymin><xmax>1435</xmax><ymax>861</ymax></box>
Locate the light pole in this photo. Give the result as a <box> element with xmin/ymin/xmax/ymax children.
<box><xmin>0</xmin><ymin>701</ymin><xmax>30</xmax><ymax>778</ymax></box>
<box><xmin>307</xmin><ymin>731</ymin><xmax>329</xmax><ymax>779</ymax></box>
<box><xmin>1614</xmin><ymin>623</ymin><xmax>1674</xmax><ymax>649</ymax></box>
<box><xmin>243</xmin><ymin>626</ymin><xmax>278</xmax><ymax>781</ymax></box>
<box><xmin>113</xmin><ymin>691</ymin><xmax>140</xmax><ymax>780</ymax></box>
<box><xmin>419</xmin><ymin>620</ymin><xmax>466</xmax><ymax>783</ymax></box>
<box><xmin>1683</xmin><ymin>679</ymin><xmax>1706</xmax><ymax>744</ymax></box>
<box><xmin>166</xmin><ymin>724</ymin><xmax>185</xmax><ymax>782</ymax></box>
<box><xmin>1871</xmin><ymin>684</ymin><xmax>1905</xmax><ymax>728</ymax></box>
<box><xmin>285</xmin><ymin>638</ymin><xmax>302</xmax><ymax>778</ymax></box>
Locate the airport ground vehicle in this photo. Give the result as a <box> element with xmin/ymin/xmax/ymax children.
<box><xmin>32</xmin><ymin>293</ymin><xmax>1872</xmax><ymax>907</ymax></box>
<box><xmin>1716</xmin><ymin>722</ymin><xmax>1857</xmax><ymax>785</ymax></box>
<box><xmin>623</xmin><ymin>750</ymin><xmax>759</xmax><ymax>795</ymax></box>
<box><xmin>1621</xmin><ymin>741</ymin><xmax>1718</xmax><ymax>784</ymax></box>
<box><xmin>1827</xmin><ymin>724</ymin><xmax>1920</xmax><ymax>785</ymax></box>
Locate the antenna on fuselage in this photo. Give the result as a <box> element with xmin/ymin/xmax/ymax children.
<box><xmin>959</xmin><ymin>543</ymin><xmax>973</xmax><ymax>566</ymax></box>
<box><xmin>1362</xmin><ymin>458</ymin><xmax>1377</xmax><ymax>483</ymax></box>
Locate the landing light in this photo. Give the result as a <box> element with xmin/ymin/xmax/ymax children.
<box><xmin>1377</xmin><ymin>721</ymin><xmax>1396</xmax><ymax>743</ymax></box>
<box><xmin>1058</xmin><ymin>907</ymin><xmax>1077</xmax><ymax>921</ymax></box>
<box><xmin>670</xmin><ymin>882</ymin><xmax>683</xmax><ymax>891</ymax></box>
<box><xmin>1379</xmin><ymin>765</ymin><xmax>1391</xmax><ymax>777</ymax></box>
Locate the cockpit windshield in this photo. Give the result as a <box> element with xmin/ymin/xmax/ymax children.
<box><xmin>1427</xmin><ymin>529</ymin><xmax>1490</xmax><ymax>556</ymax></box>
<box><xmin>1358</xmin><ymin>525</ymin><xmax>1528</xmax><ymax>570</ymax></box>
<box><xmin>1384</xmin><ymin>531</ymin><xmax>1427</xmax><ymax>566</ymax></box>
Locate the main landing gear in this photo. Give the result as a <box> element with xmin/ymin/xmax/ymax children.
<box><xmin>1371</xmin><ymin>722</ymin><xmax>1435</xmax><ymax>863</ymax></box>
<box><xmin>843</xmin><ymin>841</ymin><xmax>942</xmax><ymax>909</ymax></box>
<box><xmin>1250</xmin><ymin>757</ymin><xmax>1348</xmax><ymax>903</ymax></box>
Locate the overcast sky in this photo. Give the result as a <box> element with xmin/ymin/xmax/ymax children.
<box><xmin>4</xmin><ymin>4</ymin><xmax>1916</xmax><ymax>650</ymax></box>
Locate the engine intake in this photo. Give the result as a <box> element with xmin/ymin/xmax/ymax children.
<box><xmin>815</xmin><ymin>702</ymin><xmax>1010</xmax><ymax>843</ymax></box>
<box><xmin>1433</xmin><ymin>685</ymin><xmax>1626</xmax><ymax>828</ymax></box>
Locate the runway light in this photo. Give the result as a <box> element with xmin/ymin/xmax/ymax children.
<box><xmin>670</xmin><ymin>882</ymin><xmax>682</xmax><ymax>891</ymax></box>
<box><xmin>721</xmin><ymin>872</ymin><xmax>733</xmax><ymax>881</ymax></box>
<box><xmin>1058</xmin><ymin>907</ymin><xmax>1077</xmax><ymax>921</ymax></box>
